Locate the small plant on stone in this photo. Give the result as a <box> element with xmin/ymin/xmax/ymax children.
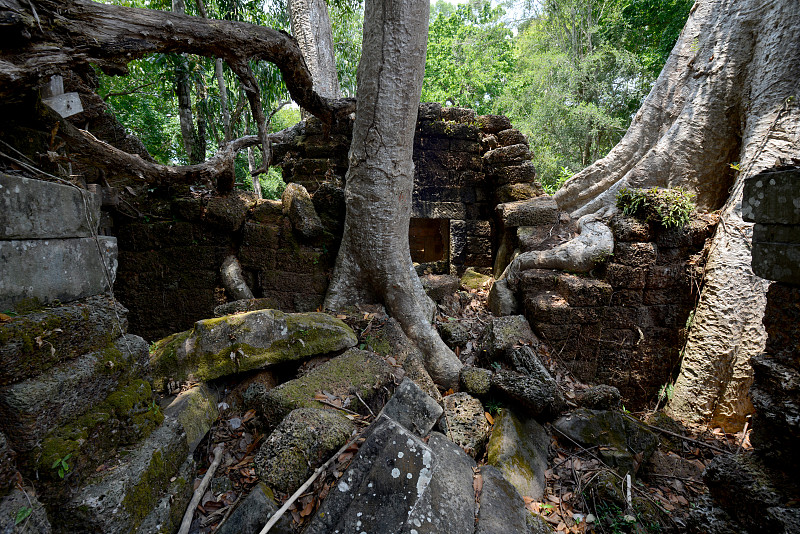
<box><xmin>616</xmin><ymin>187</ymin><xmax>695</xmax><ymax>229</ymax></box>
<box><xmin>52</xmin><ymin>454</ymin><xmax>72</xmax><ymax>479</ymax></box>
<box><xmin>485</xmin><ymin>398</ymin><xmax>503</xmax><ymax>415</ymax></box>
<box><xmin>15</xmin><ymin>506</ymin><xmax>32</xmax><ymax>526</ymax></box>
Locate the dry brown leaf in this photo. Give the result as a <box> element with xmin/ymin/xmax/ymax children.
<box><xmin>0</xmin><ymin>313</ymin><xmax>12</xmax><ymax>323</ymax></box>
<box><xmin>300</xmin><ymin>499</ymin><xmax>315</xmax><ymax>517</ymax></box>
<box><xmin>485</xmin><ymin>412</ymin><xmax>494</xmax><ymax>425</ymax></box>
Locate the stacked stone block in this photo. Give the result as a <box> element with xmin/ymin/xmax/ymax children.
<box><xmin>520</xmin><ymin>214</ymin><xmax>716</xmax><ymax>408</ymax></box>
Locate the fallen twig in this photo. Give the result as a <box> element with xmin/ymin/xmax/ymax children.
<box><xmin>259</xmin><ymin>431</ymin><xmax>364</xmax><ymax>534</ymax></box>
<box><xmin>178</xmin><ymin>444</ymin><xmax>224</xmax><ymax>534</ymax></box>
<box><xmin>627</xmin><ymin>415</ymin><xmax>730</xmax><ymax>454</ymax></box>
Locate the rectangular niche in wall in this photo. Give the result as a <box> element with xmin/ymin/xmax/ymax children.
<box><xmin>409</xmin><ymin>218</ymin><xmax>450</xmax><ymax>265</ymax></box>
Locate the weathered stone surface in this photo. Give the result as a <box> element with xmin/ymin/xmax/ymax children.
<box><xmin>460</xmin><ymin>366</ymin><xmax>492</xmax><ymax>398</ymax></box>
<box><xmin>482</xmin><ymin>315</ymin><xmax>537</xmax><ymax>359</ymax></box>
<box><xmin>0</xmin><ymin>334</ymin><xmax>149</xmax><ymax>450</ymax></box>
<box><xmin>556</xmin><ymin>274</ymin><xmax>613</xmax><ymax>307</ymax></box>
<box><xmin>161</xmin><ymin>384</ymin><xmax>219</xmax><ymax>453</ymax></box>
<box><xmin>483</xmin><ymin>144</ymin><xmax>531</xmax><ymax>166</ymax></box>
<box><xmin>255</xmin><ymin>408</ymin><xmax>354</xmax><ymax>495</ymax></box>
<box><xmin>305</xmin><ymin>416</ymin><xmax>435</xmax><ymax>534</ymax></box>
<box><xmin>554</xmin><ymin>409</ymin><xmax>658</xmax><ymax>477</ymax></box>
<box><xmin>487</xmin><ymin>409</ymin><xmax>548</xmax><ymax>500</ymax></box>
<box><xmin>488</xmin><ymin>278</ymin><xmax>520</xmax><ymax>316</ymax></box>
<box><xmin>439</xmin><ymin>392</ymin><xmax>490</xmax><ymax>458</ymax></box>
<box><xmin>420</xmin><ymin>274</ymin><xmax>459</xmax><ymax>302</ymax></box>
<box><xmin>504</xmin><ymin>345</ymin><xmax>551</xmax><ymax>377</ymax></box>
<box><xmin>573</xmin><ymin>383</ymin><xmax>622</xmax><ymax>410</ymax></box>
<box><xmin>477</xmin><ymin>114</ymin><xmax>512</xmax><ymax>133</ymax></box>
<box><xmin>491</xmin><ymin>162</ymin><xmax>538</xmax><ymax>185</ymax></box>
<box><xmin>380</xmin><ymin>378</ymin><xmax>443</xmax><ymax>437</ymax></box>
<box><xmin>496</xmin><ymin>129</ymin><xmax>528</xmax><ymax>147</ymax></box>
<box><xmin>0</xmin><ymin>433</ymin><xmax>15</xmax><ymax>496</ymax></box>
<box><xmin>742</xmin><ymin>167</ymin><xmax>800</xmax><ymax>224</ymax></box>
<box><xmin>282</xmin><ymin>183</ymin><xmax>324</xmax><ymax>239</ymax></box>
<box><xmin>216</xmin><ymin>483</ymin><xmax>292</xmax><ymax>534</ymax></box>
<box><xmin>609</xmin><ymin>214</ymin><xmax>653</xmax><ymax>242</ymax></box>
<box><xmin>0</xmin><ymin>173</ymin><xmax>100</xmax><ymax>239</ymax></box>
<box><xmin>213</xmin><ymin>297</ymin><xmax>279</xmax><ymax>317</ymax></box>
<box><xmin>438</xmin><ymin>319</ymin><xmax>471</xmax><ymax>348</ymax></box>
<box><xmin>461</xmin><ymin>267</ymin><xmax>492</xmax><ymax>289</ymax></box>
<box><xmin>751</xmin><ymin>241</ymin><xmax>800</xmax><ymax>284</ymax></box>
<box><xmin>498</xmin><ymin>196</ymin><xmax>559</xmax><ymax>228</ymax></box>
<box><xmin>205</xmin><ymin>191</ymin><xmax>256</xmax><ymax>231</ymax></box>
<box><xmin>476</xmin><ymin>465</ymin><xmax>529</xmax><ymax>534</ymax></box>
<box><xmin>441</xmin><ymin>106</ymin><xmax>476</xmax><ymax>123</ymax></box>
<box><xmin>245</xmin><ymin>348</ymin><xmax>393</xmax><ymax>428</ymax></box>
<box><xmin>0</xmin><ymin>489</ymin><xmax>51</xmax><ymax>533</ymax></box>
<box><xmin>136</xmin><ymin>454</ymin><xmax>194</xmax><ymax>534</ymax></box>
<box><xmin>34</xmin><ymin>378</ymin><xmax>163</xmax><ymax>484</ymax></box>
<box><xmin>149</xmin><ymin>310</ymin><xmax>357</xmax><ymax>389</ymax></box>
<box><xmin>399</xmin><ymin>432</ymin><xmax>477</xmax><ymax>534</ymax></box>
<box><xmin>492</xmin><ymin>369</ymin><xmax>565</xmax><ymax>421</ymax></box>
<box><xmin>0</xmin><ymin>295</ymin><xmax>127</xmax><ymax>385</ymax></box>
<box><xmin>249</xmin><ymin>198</ymin><xmax>283</xmax><ymax>224</ymax></box>
<box><xmin>0</xmin><ymin>236</ymin><xmax>117</xmax><ymax>311</ymax></box>
<box><xmin>495</xmin><ymin>182</ymin><xmax>542</xmax><ymax>203</ymax></box>
<box><xmin>613</xmin><ymin>242</ymin><xmax>658</xmax><ymax>266</ymax></box>
<box><xmin>63</xmin><ymin>417</ymin><xmax>189</xmax><ymax>534</ymax></box>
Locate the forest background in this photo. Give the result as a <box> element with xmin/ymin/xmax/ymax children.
<box><xmin>98</xmin><ymin>0</ymin><xmax>693</xmax><ymax>196</ymax></box>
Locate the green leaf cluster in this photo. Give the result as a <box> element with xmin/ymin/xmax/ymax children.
<box><xmin>615</xmin><ymin>187</ymin><xmax>695</xmax><ymax>228</ymax></box>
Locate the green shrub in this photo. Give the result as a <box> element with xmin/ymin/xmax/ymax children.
<box><xmin>615</xmin><ymin>187</ymin><xmax>695</xmax><ymax>228</ymax></box>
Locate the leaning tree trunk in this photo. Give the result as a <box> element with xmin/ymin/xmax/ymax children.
<box><xmin>288</xmin><ymin>0</ymin><xmax>341</xmax><ymax>100</ymax></box>
<box><xmin>172</xmin><ymin>0</ymin><xmax>202</xmax><ymax>163</ymax></box>
<box><xmin>324</xmin><ymin>0</ymin><xmax>463</xmax><ymax>388</ymax></box>
<box><xmin>548</xmin><ymin>0</ymin><xmax>800</xmax><ymax>430</ymax></box>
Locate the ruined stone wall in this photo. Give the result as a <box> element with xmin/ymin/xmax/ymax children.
<box><xmin>113</xmin><ymin>105</ymin><xmax>542</xmax><ymax>341</ymax></box>
<box><xmin>520</xmin><ymin>214</ymin><xmax>717</xmax><ymax>408</ymax></box>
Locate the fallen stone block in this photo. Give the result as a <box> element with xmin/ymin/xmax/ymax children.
<box><xmin>497</xmin><ymin>197</ymin><xmax>559</xmax><ymax>228</ymax></box>
<box><xmin>481</xmin><ymin>315</ymin><xmax>537</xmax><ymax>359</ymax></box>
<box><xmin>0</xmin><ymin>334</ymin><xmax>149</xmax><ymax>450</ymax></box>
<box><xmin>0</xmin><ymin>488</ymin><xmax>51</xmax><ymax>533</ymax></box>
<box><xmin>0</xmin><ymin>173</ymin><xmax>100</xmax><ymax>239</ymax></box>
<box><xmin>244</xmin><ymin>348</ymin><xmax>393</xmax><ymax>428</ymax></box>
<box><xmin>254</xmin><ymin>408</ymin><xmax>354</xmax><ymax>495</ymax></box>
<box><xmin>492</xmin><ymin>369</ymin><xmax>565</xmax><ymax>421</ymax></box>
<box><xmin>460</xmin><ymin>366</ymin><xmax>492</xmax><ymax>398</ymax></box>
<box><xmin>0</xmin><ymin>236</ymin><xmax>117</xmax><ymax>311</ymax></box>
<box><xmin>0</xmin><ymin>295</ymin><xmax>128</xmax><ymax>386</ymax></box>
<box><xmin>215</xmin><ymin>483</ymin><xmax>292</xmax><ymax>534</ymax></box>
<box><xmin>420</xmin><ymin>274</ymin><xmax>459</xmax><ymax>303</ymax></box>
<box><xmin>161</xmin><ymin>384</ymin><xmax>219</xmax><ymax>453</ymax></box>
<box><xmin>135</xmin><ymin>454</ymin><xmax>195</xmax><ymax>534</ymax></box>
<box><xmin>305</xmin><ymin>415</ymin><xmax>435</xmax><ymax>534</ymax></box>
<box><xmin>61</xmin><ymin>416</ymin><xmax>190</xmax><ymax>534</ymax></box>
<box><xmin>439</xmin><ymin>392</ymin><xmax>490</xmax><ymax>458</ymax></box>
<box><xmin>487</xmin><ymin>409</ymin><xmax>548</xmax><ymax>500</ymax></box>
<box><xmin>475</xmin><ymin>465</ymin><xmax>529</xmax><ymax>534</ymax></box>
<box><xmin>380</xmin><ymin>377</ymin><xmax>443</xmax><ymax>437</ymax></box>
<box><xmin>149</xmin><ymin>310</ymin><xmax>357</xmax><ymax>389</ymax></box>
<box><xmin>282</xmin><ymin>183</ymin><xmax>324</xmax><ymax>239</ymax></box>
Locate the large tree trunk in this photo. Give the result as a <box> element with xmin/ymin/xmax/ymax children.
<box><xmin>288</xmin><ymin>0</ymin><xmax>341</xmax><ymax>100</ymax></box>
<box><xmin>542</xmin><ymin>0</ymin><xmax>800</xmax><ymax>430</ymax></box>
<box><xmin>324</xmin><ymin>0</ymin><xmax>463</xmax><ymax>388</ymax></box>
<box><xmin>172</xmin><ymin>0</ymin><xmax>202</xmax><ymax>163</ymax></box>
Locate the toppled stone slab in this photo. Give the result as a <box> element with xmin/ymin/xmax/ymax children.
<box><xmin>149</xmin><ymin>310</ymin><xmax>357</xmax><ymax>389</ymax></box>
<box><xmin>0</xmin><ymin>296</ymin><xmax>128</xmax><ymax>385</ymax></box>
<box><xmin>161</xmin><ymin>384</ymin><xmax>219</xmax><ymax>453</ymax></box>
<box><xmin>305</xmin><ymin>415</ymin><xmax>435</xmax><ymax>534</ymax></box>
<box><xmin>213</xmin><ymin>297</ymin><xmax>278</xmax><ymax>317</ymax></box>
<box><xmin>399</xmin><ymin>432</ymin><xmax>477</xmax><ymax>534</ymax></box>
<box><xmin>34</xmin><ymin>378</ymin><xmax>163</xmax><ymax>484</ymax></box>
<box><xmin>554</xmin><ymin>409</ymin><xmax>658</xmax><ymax>477</ymax></box>
<box><xmin>497</xmin><ymin>197</ymin><xmax>559</xmax><ymax>228</ymax></box>
<box><xmin>0</xmin><ymin>334</ymin><xmax>149</xmax><ymax>450</ymax></box>
<box><xmin>255</xmin><ymin>408</ymin><xmax>354</xmax><ymax>495</ymax></box>
<box><xmin>245</xmin><ymin>348</ymin><xmax>393</xmax><ymax>428</ymax></box>
<box><xmin>487</xmin><ymin>409</ymin><xmax>548</xmax><ymax>500</ymax></box>
<box><xmin>461</xmin><ymin>267</ymin><xmax>492</xmax><ymax>290</ymax></box>
<box><xmin>0</xmin><ymin>173</ymin><xmax>100</xmax><ymax>239</ymax></box>
<box><xmin>488</xmin><ymin>278</ymin><xmax>520</xmax><ymax>316</ymax></box>
<box><xmin>282</xmin><ymin>183</ymin><xmax>324</xmax><ymax>239</ymax></box>
<box><xmin>577</xmin><ymin>384</ymin><xmax>622</xmax><ymax>410</ymax></box>
<box><xmin>216</xmin><ymin>483</ymin><xmax>292</xmax><ymax>534</ymax></box>
<box><xmin>492</xmin><ymin>369</ymin><xmax>565</xmax><ymax>421</ymax></box>
<box><xmin>62</xmin><ymin>416</ymin><xmax>190</xmax><ymax>533</ymax></box>
<box><xmin>0</xmin><ymin>488</ymin><xmax>51</xmax><ymax>533</ymax></box>
<box><xmin>205</xmin><ymin>191</ymin><xmax>256</xmax><ymax>232</ymax></box>
<box><xmin>439</xmin><ymin>392</ymin><xmax>490</xmax><ymax>458</ymax></box>
<box><xmin>420</xmin><ymin>274</ymin><xmax>459</xmax><ymax>303</ymax></box>
<box><xmin>380</xmin><ymin>378</ymin><xmax>443</xmax><ymax>437</ymax></box>
<box><xmin>0</xmin><ymin>236</ymin><xmax>117</xmax><ymax>311</ymax></box>
<box><xmin>476</xmin><ymin>465</ymin><xmax>529</xmax><ymax>534</ymax></box>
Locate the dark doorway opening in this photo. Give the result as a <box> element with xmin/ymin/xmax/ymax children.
<box><xmin>409</xmin><ymin>218</ymin><xmax>449</xmax><ymax>264</ymax></box>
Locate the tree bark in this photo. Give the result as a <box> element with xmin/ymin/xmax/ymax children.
<box><xmin>537</xmin><ymin>0</ymin><xmax>800</xmax><ymax>430</ymax></box>
<box><xmin>171</xmin><ymin>0</ymin><xmax>201</xmax><ymax>163</ymax></box>
<box><xmin>288</xmin><ymin>0</ymin><xmax>341</xmax><ymax>100</ymax></box>
<box><xmin>324</xmin><ymin>0</ymin><xmax>463</xmax><ymax>388</ymax></box>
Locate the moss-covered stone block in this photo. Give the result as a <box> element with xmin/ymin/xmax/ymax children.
<box><xmin>149</xmin><ymin>310</ymin><xmax>357</xmax><ymax>390</ymax></box>
<box><xmin>245</xmin><ymin>348</ymin><xmax>393</xmax><ymax>428</ymax></box>
<box><xmin>0</xmin><ymin>295</ymin><xmax>127</xmax><ymax>385</ymax></box>
<box><xmin>487</xmin><ymin>409</ymin><xmax>548</xmax><ymax>500</ymax></box>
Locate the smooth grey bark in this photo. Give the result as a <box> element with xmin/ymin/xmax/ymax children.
<box><xmin>288</xmin><ymin>0</ymin><xmax>341</xmax><ymax>99</ymax></box>
<box><xmin>324</xmin><ymin>0</ymin><xmax>463</xmax><ymax>388</ymax></box>
<box><xmin>525</xmin><ymin>0</ymin><xmax>800</xmax><ymax>430</ymax></box>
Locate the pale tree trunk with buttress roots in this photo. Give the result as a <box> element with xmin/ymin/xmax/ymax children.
<box><xmin>507</xmin><ymin>0</ymin><xmax>800</xmax><ymax>430</ymax></box>
<box><xmin>324</xmin><ymin>0</ymin><xmax>463</xmax><ymax>389</ymax></box>
<box><xmin>288</xmin><ymin>0</ymin><xmax>341</xmax><ymax>100</ymax></box>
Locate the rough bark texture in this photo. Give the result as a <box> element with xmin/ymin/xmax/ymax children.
<box><xmin>324</xmin><ymin>0</ymin><xmax>463</xmax><ymax>388</ymax></box>
<box><xmin>288</xmin><ymin>0</ymin><xmax>341</xmax><ymax>99</ymax></box>
<box><xmin>172</xmin><ymin>0</ymin><xmax>200</xmax><ymax>163</ymax></box>
<box><xmin>547</xmin><ymin>0</ymin><xmax>800</xmax><ymax>429</ymax></box>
